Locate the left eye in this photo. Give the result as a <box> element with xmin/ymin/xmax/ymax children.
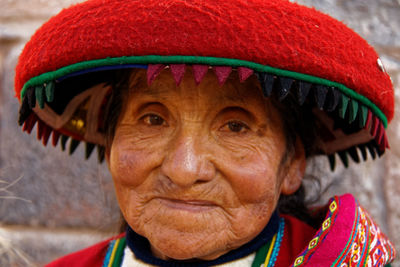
<box><xmin>142</xmin><ymin>114</ymin><xmax>166</xmax><ymax>126</ymax></box>
<box><xmin>222</xmin><ymin>121</ymin><xmax>249</xmax><ymax>133</ymax></box>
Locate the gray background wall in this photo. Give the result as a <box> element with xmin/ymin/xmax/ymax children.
<box><xmin>0</xmin><ymin>0</ymin><xmax>399</xmax><ymax>266</ymax></box>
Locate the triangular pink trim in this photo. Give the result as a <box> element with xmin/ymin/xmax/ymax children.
<box><xmin>147</xmin><ymin>64</ymin><xmax>165</xmax><ymax>85</ymax></box>
<box><xmin>192</xmin><ymin>65</ymin><xmax>209</xmax><ymax>85</ymax></box>
<box><xmin>170</xmin><ymin>64</ymin><xmax>186</xmax><ymax>86</ymax></box>
<box><xmin>214</xmin><ymin>66</ymin><xmax>232</xmax><ymax>85</ymax></box>
<box><xmin>238</xmin><ymin>67</ymin><xmax>254</xmax><ymax>83</ymax></box>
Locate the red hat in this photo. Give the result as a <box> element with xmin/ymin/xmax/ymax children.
<box><xmin>14</xmin><ymin>0</ymin><xmax>394</xmax><ymax>169</ymax></box>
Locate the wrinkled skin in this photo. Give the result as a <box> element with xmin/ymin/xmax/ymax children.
<box><xmin>106</xmin><ymin>69</ymin><xmax>306</xmax><ymax>261</ymax></box>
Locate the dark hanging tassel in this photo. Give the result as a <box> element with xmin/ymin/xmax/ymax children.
<box><xmin>18</xmin><ymin>95</ymin><xmax>32</xmax><ymax>126</ymax></box>
<box><xmin>358</xmin><ymin>145</ymin><xmax>368</xmax><ymax>161</ymax></box>
<box><xmin>52</xmin><ymin>131</ymin><xmax>61</xmax><ymax>147</ymax></box>
<box><xmin>22</xmin><ymin>113</ymin><xmax>38</xmax><ymax>134</ymax></box>
<box><xmin>359</xmin><ymin>105</ymin><xmax>368</xmax><ymax>128</ymax></box>
<box><xmin>69</xmin><ymin>139</ymin><xmax>80</xmax><ymax>155</ymax></box>
<box><xmin>42</xmin><ymin>125</ymin><xmax>52</xmax><ymax>146</ymax></box>
<box><xmin>347</xmin><ymin>147</ymin><xmax>360</xmax><ymax>163</ymax></box>
<box><xmin>325</xmin><ymin>87</ymin><xmax>341</xmax><ymax>112</ymax></box>
<box><xmin>45</xmin><ymin>81</ymin><xmax>55</xmax><ymax>102</ymax></box>
<box><xmin>297</xmin><ymin>81</ymin><xmax>311</xmax><ymax>105</ymax></box>
<box><xmin>314</xmin><ymin>85</ymin><xmax>328</xmax><ymax>110</ymax></box>
<box><xmin>37</xmin><ymin>120</ymin><xmax>45</xmax><ymax>140</ymax></box>
<box><xmin>61</xmin><ymin>135</ymin><xmax>69</xmax><ymax>151</ymax></box>
<box><xmin>367</xmin><ymin>142</ymin><xmax>376</xmax><ymax>159</ymax></box>
<box><xmin>35</xmin><ymin>85</ymin><xmax>45</xmax><ymax>109</ymax></box>
<box><xmin>257</xmin><ymin>73</ymin><xmax>275</xmax><ymax>97</ymax></box>
<box><xmin>376</xmin><ymin>142</ymin><xmax>384</xmax><ymax>157</ymax></box>
<box><xmin>85</xmin><ymin>143</ymin><xmax>96</xmax><ymax>159</ymax></box>
<box><xmin>338</xmin><ymin>94</ymin><xmax>349</xmax><ymax>119</ymax></box>
<box><xmin>26</xmin><ymin>87</ymin><xmax>36</xmax><ymax>109</ymax></box>
<box><xmin>338</xmin><ymin>151</ymin><xmax>349</xmax><ymax>168</ymax></box>
<box><xmin>328</xmin><ymin>154</ymin><xmax>336</xmax><ymax>171</ymax></box>
<box><xmin>348</xmin><ymin>99</ymin><xmax>359</xmax><ymax>124</ymax></box>
<box><xmin>278</xmin><ymin>77</ymin><xmax>293</xmax><ymax>101</ymax></box>
<box><xmin>97</xmin><ymin>145</ymin><xmax>105</xmax><ymax>163</ymax></box>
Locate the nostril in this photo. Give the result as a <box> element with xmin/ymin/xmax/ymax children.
<box><xmin>161</xmin><ymin>153</ymin><xmax>215</xmax><ymax>188</ymax></box>
<box><xmin>195</xmin><ymin>179</ymin><xmax>210</xmax><ymax>185</ymax></box>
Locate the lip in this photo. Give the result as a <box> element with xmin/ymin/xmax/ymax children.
<box><xmin>158</xmin><ymin>198</ymin><xmax>217</xmax><ymax>212</ymax></box>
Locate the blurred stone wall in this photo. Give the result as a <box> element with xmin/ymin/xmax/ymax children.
<box><xmin>0</xmin><ymin>0</ymin><xmax>399</xmax><ymax>266</ymax></box>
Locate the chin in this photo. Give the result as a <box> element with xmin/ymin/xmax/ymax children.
<box><xmin>135</xmin><ymin>212</ymin><xmax>232</xmax><ymax>260</ymax></box>
<box><xmin>149</xmin><ymin>233</ymin><xmax>228</xmax><ymax>261</ymax></box>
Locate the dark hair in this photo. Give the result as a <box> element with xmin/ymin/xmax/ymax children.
<box><xmin>270</xmin><ymin>91</ymin><xmax>321</xmax><ymax>228</ymax></box>
<box><xmin>103</xmin><ymin>69</ymin><xmax>322</xmax><ymax>231</ymax></box>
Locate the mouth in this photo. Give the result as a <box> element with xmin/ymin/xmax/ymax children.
<box><xmin>158</xmin><ymin>198</ymin><xmax>218</xmax><ymax>212</ymax></box>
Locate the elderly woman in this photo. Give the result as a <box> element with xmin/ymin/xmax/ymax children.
<box><xmin>14</xmin><ymin>0</ymin><xmax>396</xmax><ymax>266</ymax></box>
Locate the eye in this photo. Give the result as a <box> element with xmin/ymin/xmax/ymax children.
<box><xmin>141</xmin><ymin>114</ymin><xmax>166</xmax><ymax>126</ymax></box>
<box><xmin>221</xmin><ymin>121</ymin><xmax>249</xmax><ymax>133</ymax></box>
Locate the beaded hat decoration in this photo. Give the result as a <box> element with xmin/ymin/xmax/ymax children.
<box><xmin>15</xmin><ymin>0</ymin><xmax>394</xmax><ymax>169</ymax></box>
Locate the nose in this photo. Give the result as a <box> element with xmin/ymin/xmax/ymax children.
<box><xmin>161</xmin><ymin>133</ymin><xmax>215</xmax><ymax>188</ymax></box>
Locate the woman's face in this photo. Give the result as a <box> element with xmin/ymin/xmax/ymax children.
<box><xmin>107</xmin><ymin>69</ymin><xmax>305</xmax><ymax>260</ymax></box>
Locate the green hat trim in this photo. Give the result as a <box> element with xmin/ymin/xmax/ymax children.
<box><xmin>19</xmin><ymin>55</ymin><xmax>388</xmax><ymax>128</ymax></box>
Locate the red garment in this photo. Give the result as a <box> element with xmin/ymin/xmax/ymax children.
<box><xmin>275</xmin><ymin>215</ymin><xmax>316</xmax><ymax>267</ymax></box>
<box><xmin>46</xmin><ymin>234</ymin><xmax>124</xmax><ymax>267</ymax></box>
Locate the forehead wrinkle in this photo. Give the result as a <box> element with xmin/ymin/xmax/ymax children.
<box><xmin>212</xmin><ymin>83</ymin><xmax>250</xmax><ymax>107</ymax></box>
<box><xmin>216</xmin><ymin>93</ymin><xmax>246</xmax><ymax>105</ymax></box>
<box><xmin>131</xmin><ymin>84</ymin><xmax>174</xmax><ymax>100</ymax></box>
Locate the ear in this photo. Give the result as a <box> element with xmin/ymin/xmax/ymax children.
<box><xmin>280</xmin><ymin>136</ymin><xmax>306</xmax><ymax>195</ymax></box>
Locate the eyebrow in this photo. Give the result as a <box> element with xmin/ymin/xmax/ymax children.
<box><xmin>129</xmin><ymin>84</ymin><xmax>172</xmax><ymax>99</ymax></box>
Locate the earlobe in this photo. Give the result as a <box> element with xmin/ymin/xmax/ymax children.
<box><xmin>280</xmin><ymin>137</ymin><xmax>306</xmax><ymax>195</ymax></box>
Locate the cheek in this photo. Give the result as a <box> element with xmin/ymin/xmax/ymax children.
<box><xmin>109</xmin><ymin>133</ymin><xmax>162</xmax><ymax>188</ymax></box>
<box><xmin>108</xmin><ymin>134</ymin><xmax>165</xmax><ymax>226</ymax></box>
<box><xmin>219</xmin><ymin>140</ymin><xmax>285</xmax><ymax>204</ymax></box>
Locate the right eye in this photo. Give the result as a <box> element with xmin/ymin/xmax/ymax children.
<box><xmin>141</xmin><ymin>114</ymin><xmax>166</xmax><ymax>126</ymax></box>
<box><xmin>219</xmin><ymin>120</ymin><xmax>250</xmax><ymax>134</ymax></box>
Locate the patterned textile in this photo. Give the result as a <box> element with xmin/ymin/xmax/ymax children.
<box><xmin>333</xmin><ymin>206</ymin><xmax>395</xmax><ymax>266</ymax></box>
<box><xmin>292</xmin><ymin>194</ymin><xmax>396</xmax><ymax>267</ymax></box>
